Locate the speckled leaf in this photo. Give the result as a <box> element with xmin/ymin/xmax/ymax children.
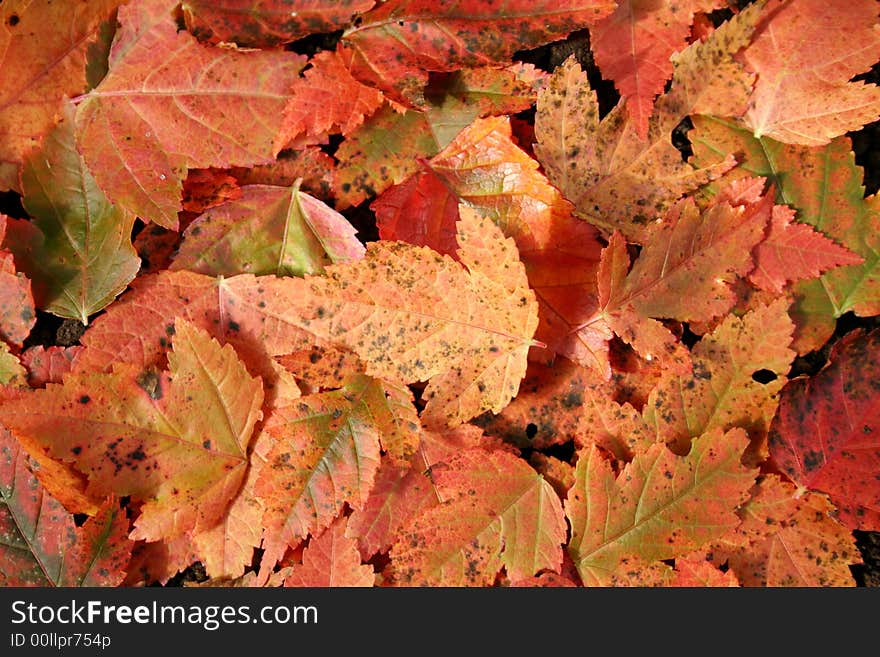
<box><xmin>182</xmin><ymin>0</ymin><xmax>375</xmax><ymax>47</ymax></box>
<box><xmin>275</xmin><ymin>49</ymin><xmax>385</xmax><ymax>151</ymax></box>
<box><xmin>643</xmin><ymin>298</ymin><xmax>796</xmax><ymax>460</ymax></box>
<box><xmin>284</xmin><ymin>516</ymin><xmax>376</xmax><ymax>587</ymax></box>
<box><xmin>534</xmin><ymin>4</ymin><xmax>760</xmax><ymax>240</ymax></box>
<box><xmin>335</xmin><ymin>64</ymin><xmax>546</xmax><ymax>209</ymax></box>
<box><xmin>738</xmin><ymin>0</ymin><xmax>880</xmax><ymax>145</ymax></box>
<box><xmin>75</xmin><ymin>0</ymin><xmax>307</xmax><ymax>229</ymax></box>
<box><xmin>690</xmin><ymin>117</ymin><xmax>880</xmax><ymax>353</ymax></box>
<box><xmin>3</xmin><ymin>420</ymin><xmax>102</xmax><ymax>516</ymax></box>
<box><xmin>565</xmin><ymin>428</ymin><xmax>757</xmax><ymax>586</ymax></box>
<box><xmin>390</xmin><ymin>448</ymin><xmax>566</xmax><ymax>586</ymax></box>
<box><xmin>0</xmin><ymin>0</ymin><xmax>123</xmax><ymax>191</ymax></box>
<box><xmin>768</xmin><ymin>328</ymin><xmax>880</xmax><ymax>531</ymax></box>
<box><xmin>333</xmin><ymin>104</ymin><xmax>441</xmax><ymax>209</ymax></box>
<box><xmin>221</xmin><ymin>206</ymin><xmax>539</xmax><ymax>428</ymax></box>
<box><xmin>0</xmin><ymin>430</ymin><xmax>132</xmax><ymax>586</ymax></box>
<box><xmin>0</xmin><ymin>319</ymin><xmax>264</xmax><ymax>542</ymax></box>
<box><xmin>707</xmin><ymin>475</ymin><xmax>861</xmax><ymax>586</ymax></box>
<box><xmin>172</xmin><ymin>182</ymin><xmax>365</xmax><ymax>277</ymax></box>
<box><xmin>373</xmin><ymin>116</ymin><xmax>604</xmax><ymax>368</ymax></box>
<box><xmin>590</xmin><ymin>0</ymin><xmax>724</xmax><ymax>138</ymax></box>
<box><xmin>340</xmin><ymin>0</ymin><xmax>615</xmax><ymax>106</ymax></box>
<box><xmin>10</xmin><ymin>102</ymin><xmax>139</xmax><ymax>323</ymax></box>
<box><xmin>276</xmin><ymin>345</ymin><xmax>365</xmax><ymax>390</ymax></box>
<box><xmin>255</xmin><ymin>375</ymin><xmax>388</xmax><ymax>574</ymax></box>
<box><xmin>0</xmin><ymin>216</ymin><xmax>35</xmax><ymax>347</ymax></box>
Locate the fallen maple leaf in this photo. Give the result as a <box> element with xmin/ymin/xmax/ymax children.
<box><xmin>0</xmin><ymin>0</ymin><xmax>122</xmax><ymax>191</ymax></box>
<box><xmin>738</xmin><ymin>0</ymin><xmax>880</xmax><ymax>145</ymax></box>
<box><xmin>274</xmin><ymin>49</ymin><xmax>385</xmax><ymax>152</ymax></box>
<box><xmin>0</xmin><ymin>428</ymin><xmax>132</xmax><ymax>586</ymax></box>
<box><xmin>768</xmin><ymin>327</ymin><xmax>880</xmax><ymax>531</ymax></box>
<box><xmin>584</xmin><ymin>196</ymin><xmax>767</xmax><ymax>376</ymax></box>
<box><xmin>389</xmin><ymin>447</ymin><xmax>566</xmax><ymax>586</ymax></box>
<box><xmin>373</xmin><ymin>116</ymin><xmax>604</xmax><ymax>369</ymax></box>
<box><xmin>74</xmin><ymin>0</ymin><xmax>306</xmax><ymax>229</ymax></box>
<box><xmin>690</xmin><ymin>117</ymin><xmax>880</xmax><ymax>354</ymax></box>
<box><xmin>334</xmin><ymin>64</ymin><xmax>546</xmax><ymax>208</ymax></box>
<box><xmin>8</xmin><ymin>102</ymin><xmax>140</xmax><ymax>323</ymax></box>
<box><xmin>565</xmin><ymin>428</ymin><xmax>757</xmax><ymax>586</ymax></box>
<box><xmin>220</xmin><ymin>205</ymin><xmax>540</xmax><ymax>428</ymax></box>
<box><xmin>534</xmin><ymin>3</ymin><xmax>761</xmax><ymax>240</ymax></box>
<box><xmin>590</xmin><ymin>0</ymin><xmax>724</xmax><ymax>138</ymax></box>
<box><xmin>171</xmin><ymin>181</ymin><xmax>365</xmax><ymax>277</ymax></box>
<box><xmin>256</xmin><ymin>375</ymin><xmax>395</xmax><ymax>574</ymax></box>
<box><xmin>707</xmin><ymin>474</ymin><xmax>861</xmax><ymax>586</ymax></box>
<box><xmin>0</xmin><ymin>318</ymin><xmax>264</xmax><ymax>542</ymax></box>
<box><xmin>643</xmin><ymin>297</ymin><xmax>796</xmax><ymax>461</ymax></box>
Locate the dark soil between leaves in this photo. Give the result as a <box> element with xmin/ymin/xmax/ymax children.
<box><xmin>1</xmin><ymin>5</ymin><xmax>878</xmax><ymax>587</ymax></box>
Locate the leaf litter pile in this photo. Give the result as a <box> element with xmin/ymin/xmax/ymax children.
<box><xmin>0</xmin><ymin>0</ymin><xmax>879</xmax><ymax>588</ymax></box>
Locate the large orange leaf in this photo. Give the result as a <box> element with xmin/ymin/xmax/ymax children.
<box><xmin>74</xmin><ymin>0</ymin><xmax>306</xmax><ymax>229</ymax></box>
<box><xmin>690</xmin><ymin>117</ymin><xmax>880</xmax><ymax>354</ymax></box>
<box><xmin>221</xmin><ymin>206</ymin><xmax>540</xmax><ymax>428</ymax></box>
<box><xmin>768</xmin><ymin>327</ymin><xmax>880</xmax><ymax>531</ymax></box>
<box><xmin>707</xmin><ymin>475</ymin><xmax>861</xmax><ymax>586</ymax></box>
<box><xmin>339</xmin><ymin>0</ymin><xmax>615</xmax><ymax>106</ymax></box>
<box><xmin>738</xmin><ymin>0</ymin><xmax>880</xmax><ymax>146</ymax></box>
<box><xmin>565</xmin><ymin>428</ymin><xmax>757</xmax><ymax>586</ymax></box>
<box><xmin>0</xmin><ymin>319</ymin><xmax>264</xmax><ymax>542</ymax></box>
<box><xmin>534</xmin><ymin>3</ymin><xmax>761</xmax><ymax>241</ymax></box>
<box><xmin>283</xmin><ymin>516</ymin><xmax>376</xmax><ymax>587</ymax></box>
<box><xmin>590</xmin><ymin>0</ymin><xmax>724</xmax><ymax>138</ymax></box>
<box><xmin>389</xmin><ymin>448</ymin><xmax>566</xmax><ymax>586</ymax></box>
<box><xmin>182</xmin><ymin>0</ymin><xmax>375</xmax><ymax>47</ymax></box>
<box><xmin>10</xmin><ymin>102</ymin><xmax>140</xmax><ymax>323</ymax></box>
<box><xmin>373</xmin><ymin>116</ymin><xmax>604</xmax><ymax>368</ymax></box>
<box><xmin>171</xmin><ymin>182</ymin><xmax>365</xmax><ymax>277</ymax></box>
<box><xmin>0</xmin><ymin>0</ymin><xmax>122</xmax><ymax>190</ymax></box>
<box><xmin>1</xmin><ymin>429</ymin><xmax>132</xmax><ymax>586</ymax></box>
